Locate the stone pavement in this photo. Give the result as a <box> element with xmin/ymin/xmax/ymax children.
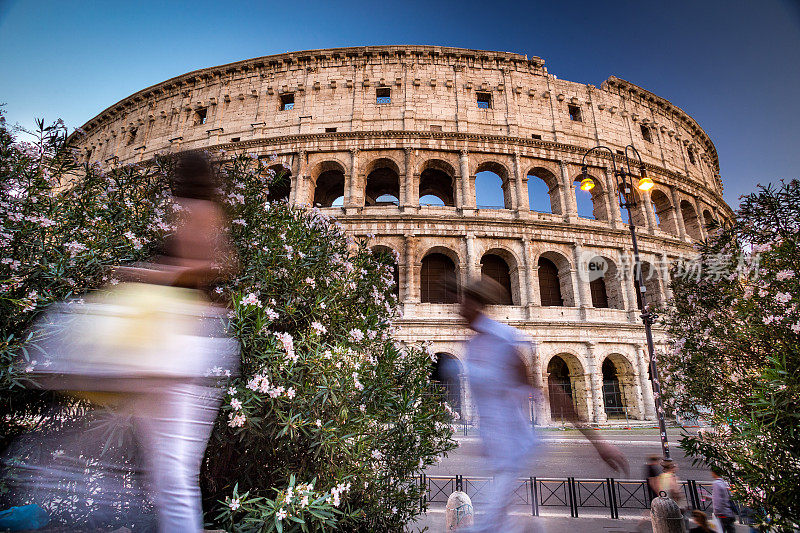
<box><xmin>408</xmin><ymin>508</ymin><xmax>750</xmax><ymax>532</ymax></box>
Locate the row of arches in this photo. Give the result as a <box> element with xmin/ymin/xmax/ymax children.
<box><xmin>262</xmin><ymin>157</ymin><xmax>719</xmax><ymax>241</ymax></box>
<box><xmin>379</xmin><ymin>244</ymin><xmax>664</xmax><ymax>309</ymax></box>
<box><xmin>431</xmin><ymin>351</ymin><xmax>643</xmax><ymax>422</ymax></box>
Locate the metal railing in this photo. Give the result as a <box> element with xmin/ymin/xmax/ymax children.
<box><xmin>415</xmin><ymin>474</ymin><xmax>743</xmax><ymax>521</ymax></box>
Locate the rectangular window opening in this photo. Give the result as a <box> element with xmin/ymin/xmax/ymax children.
<box><xmin>616</xmin><ymin>150</ymin><xmax>624</xmax><ymax>155</ymax></box>
<box><xmin>325</xmin><ymin>127</ymin><xmax>337</xmax><ymax>133</ymax></box>
<box><xmin>376</xmin><ymin>87</ymin><xmax>391</xmax><ymax>104</ymax></box>
<box><xmin>476</xmin><ymin>92</ymin><xmax>492</xmax><ymax>109</ymax></box>
<box><xmin>230</xmin><ymin>137</ymin><xmax>240</xmax><ymax>142</ymax></box>
<box><xmin>194</xmin><ymin>108</ymin><xmax>207</xmax><ymax>125</ymax></box>
<box><xmin>641</xmin><ymin>125</ymin><xmax>653</xmax><ymax>143</ymax></box>
<box><xmin>531</xmin><ymin>134</ymin><xmax>542</xmax><ymax>140</ymax></box>
<box><xmin>430</xmin><ymin>125</ymin><xmax>442</xmax><ymax>132</ymax></box>
<box><xmin>688</xmin><ymin>148</ymin><xmax>696</xmax><ymax>165</ymax></box>
<box><xmin>127</xmin><ymin>127</ymin><xmax>137</xmax><ymax>145</ymax></box>
<box><xmin>568</xmin><ymin>104</ymin><xmax>582</xmax><ymax>122</ymax></box>
<box><xmin>280</xmin><ymin>93</ymin><xmax>295</xmax><ymax>111</ymax></box>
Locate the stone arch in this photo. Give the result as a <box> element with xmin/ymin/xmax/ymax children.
<box><xmin>585</xmin><ymin>255</ymin><xmax>625</xmax><ymax>310</ymax></box>
<box><xmin>527</xmin><ymin>166</ymin><xmax>563</xmax><ymax>215</ymax></box>
<box><xmin>430</xmin><ymin>352</ymin><xmax>463</xmax><ymax>416</ymax></box>
<box><xmin>633</xmin><ymin>259</ymin><xmax>663</xmax><ymax>309</ymax></box>
<box><xmin>702</xmin><ymin>208</ymin><xmax>715</xmax><ymax>230</ymax></box>
<box><xmin>681</xmin><ymin>199</ymin><xmax>702</xmax><ymax>240</ymax></box>
<box><xmin>573</xmin><ymin>172</ymin><xmax>609</xmax><ymax>221</ymax></box>
<box><xmin>479</xmin><ymin>247</ymin><xmax>521</xmax><ymax>305</ymax></box>
<box><xmin>475</xmin><ymin>160</ymin><xmax>512</xmax><ymax>209</ymax></box>
<box><xmin>618</xmin><ymin>183</ymin><xmax>648</xmax><ymax>228</ymax></box>
<box><xmin>418</xmin><ymin>158</ymin><xmax>456</xmax><ymax>207</ymax></box>
<box><xmin>364</xmin><ymin>157</ymin><xmax>401</xmax><ymax>206</ymax></box>
<box><xmin>537</xmin><ymin>250</ymin><xmax>575</xmax><ymax>307</ymax></box>
<box><xmin>311</xmin><ymin>160</ymin><xmax>347</xmax><ymax>207</ymax></box>
<box><xmin>543</xmin><ymin>351</ymin><xmax>590</xmax><ymax>422</ymax></box>
<box><xmin>265</xmin><ymin>163</ymin><xmax>292</xmax><ymax>202</ymax></box>
<box><xmin>650</xmin><ymin>188</ymin><xmax>678</xmax><ymax>235</ymax></box>
<box><xmin>371</xmin><ymin>244</ymin><xmax>400</xmax><ymax>298</ymax></box>
<box><xmin>420</xmin><ymin>246</ymin><xmax>460</xmax><ymax>303</ymax></box>
<box><xmin>600</xmin><ymin>353</ymin><xmax>641</xmax><ymax>419</ymax></box>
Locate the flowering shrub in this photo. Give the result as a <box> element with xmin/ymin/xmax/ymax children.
<box><xmin>660</xmin><ymin>180</ymin><xmax>800</xmax><ymax>530</ymax></box>
<box><xmin>0</xmin><ymin>112</ymin><xmax>455</xmax><ymax>531</ymax></box>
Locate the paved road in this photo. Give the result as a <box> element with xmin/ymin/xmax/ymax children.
<box><xmin>427</xmin><ymin>428</ymin><xmax>711</xmax><ymax>481</ymax></box>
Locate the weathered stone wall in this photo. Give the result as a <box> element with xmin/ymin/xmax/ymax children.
<box><xmin>72</xmin><ymin>46</ymin><xmax>733</xmax><ymax>425</ymax></box>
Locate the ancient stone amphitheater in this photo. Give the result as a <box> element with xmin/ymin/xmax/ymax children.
<box><xmin>73</xmin><ymin>45</ymin><xmax>732</xmax><ymax>425</ymax></box>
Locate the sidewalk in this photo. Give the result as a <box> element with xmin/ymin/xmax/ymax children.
<box><xmin>409</xmin><ymin>508</ymin><xmax>749</xmax><ymax>532</ymax></box>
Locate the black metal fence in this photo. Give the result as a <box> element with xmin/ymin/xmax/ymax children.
<box><xmin>416</xmin><ymin>475</ymin><xmax>740</xmax><ymax>521</ymax></box>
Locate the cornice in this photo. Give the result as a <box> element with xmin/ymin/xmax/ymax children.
<box><xmin>602</xmin><ymin>76</ymin><xmax>720</xmax><ymax>176</ymax></box>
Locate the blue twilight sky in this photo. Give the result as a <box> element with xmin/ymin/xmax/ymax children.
<box><xmin>1</xmin><ymin>0</ymin><xmax>798</xmax><ymax>209</ymax></box>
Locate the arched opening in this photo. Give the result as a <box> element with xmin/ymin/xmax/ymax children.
<box><xmin>527</xmin><ymin>168</ymin><xmax>562</xmax><ymax>215</ymax></box>
<box><xmin>372</xmin><ymin>245</ymin><xmax>400</xmax><ymax>298</ymax></box>
<box><xmin>547</xmin><ymin>355</ymin><xmax>574</xmax><ymax>421</ymax></box>
<box><xmin>618</xmin><ymin>184</ymin><xmax>647</xmax><ymax>227</ymax></box>
<box><xmin>365</xmin><ymin>159</ymin><xmax>400</xmax><ymax>206</ymax></box>
<box><xmin>266</xmin><ymin>164</ymin><xmax>291</xmax><ymax>202</ymax></box>
<box><xmin>419</xmin><ymin>166</ymin><xmax>455</xmax><ymax>207</ymax></box>
<box><xmin>602</xmin><ymin>358</ymin><xmax>625</xmax><ymax>417</ymax></box>
<box><xmin>702</xmin><ymin>209</ymin><xmax>715</xmax><ymax>230</ymax></box>
<box><xmin>430</xmin><ymin>353</ymin><xmax>462</xmax><ymax>417</ymax></box>
<box><xmin>586</xmin><ymin>256</ymin><xmax>624</xmax><ymax>309</ymax></box>
<box><xmin>633</xmin><ymin>261</ymin><xmax>663</xmax><ymax>309</ymax></box>
<box><xmin>574</xmin><ymin>174</ymin><xmax>608</xmax><ymax>221</ymax></box>
<box><xmin>601</xmin><ymin>354</ymin><xmax>641</xmax><ymax>420</ymax></box>
<box><xmin>475</xmin><ymin>162</ymin><xmax>511</xmax><ymax>209</ymax></box>
<box><xmin>312</xmin><ymin>163</ymin><xmax>346</xmax><ymax>207</ymax></box>
<box><xmin>480</xmin><ymin>254</ymin><xmax>513</xmax><ymax>305</ymax></box>
<box><xmin>681</xmin><ymin>200</ymin><xmax>702</xmax><ymax>240</ymax></box>
<box><xmin>650</xmin><ymin>189</ymin><xmax>678</xmax><ymax>235</ymax></box>
<box><xmin>538</xmin><ymin>257</ymin><xmax>563</xmax><ymax>306</ymax></box>
<box><xmin>421</xmin><ymin>253</ymin><xmax>457</xmax><ymax>303</ymax></box>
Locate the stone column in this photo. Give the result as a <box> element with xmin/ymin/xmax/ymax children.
<box><xmin>460</xmin><ymin>150</ymin><xmax>474</xmax><ymax>210</ymax></box>
<box><xmin>465</xmin><ymin>233</ymin><xmax>477</xmax><ymax>282</ymax></box>
<box><xmin>587</xmin><ymin>344</ymin><xmax>607</xmax><ymax>424</ymax></box>
<box><xmin>403</xmin><ymin>148</ymin><xmax>416</xmax><ymax>208</ymax></box>
<box><xmin>290</xmin><ymin>150</ymin><xmax>307</xmax><ymax>206</ymax></box>
<box><xmin>693</xmin><ymin>196</ymin><xmax>708</xmax><ymax>241</ymax></box>
<box><xmin>642</xmin><ymin>192</ymin><xmax>657</xmax><ymax>234</ymax></box>
<box><xmin>559</xmin><ymin>161</ymin><xmax>577</xmax><ymax>220</ymax></box>
<box><xmin>659</xmin><ymin>252</ymin><xmax>673</xmax><ymax>300</ymax></box>
<box><xmin>572</xmin><ymin>243</ymin><xmax>592</xmax><ymax>308</ymax></box>
<box><xmin>605</xmin><ymin>168</ymin><xmax>623</xmax><ymax>226</ymax></box>
<box><xmin>513</xmin><ymin>152</ymin><xmax>529</xmax><ymax>211</ymax></box>
<box><xmin>345</xmin><ymin>149</ymin><xmax>360</xmax><ymax>208</ymax></box>
<box><xmin>637</xmin><ymin>347</ymin><xmax>656</xmax><ymax>420</ymax></box>
<box><xmin>531</xmin><ymin>343</ymin><xmax>549</xmax><ymax>425</ymax></box>
<box><xmin>404</xmin><ymin>235</ymin><xmax>418</xmax><ymax>303</ymax></box>
<box><xmin>670</xmin><ymin>187</ymin><xmax>687</xmax><ymax>240</ymax></box>
<box><xmin>520</xmin><ymin>238</ymin><xmax>534</xmax><ymax>311</ymax></box>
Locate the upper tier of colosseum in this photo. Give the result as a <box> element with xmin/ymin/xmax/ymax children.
<box><xmin>73</xmin><ymin>45</ymin><xmax>724</xmax><ymax>202</ymax></box>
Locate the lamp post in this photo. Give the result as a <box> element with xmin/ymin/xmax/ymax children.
<box><xmin>578</xmin><ymin>144</ymin><xmax>670</xmax><ymax>460</ymax></box>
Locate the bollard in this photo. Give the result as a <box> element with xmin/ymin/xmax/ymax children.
<box><xmin>445</xmin><ymin>491</ymin><xmax>474</xmax><ymax>530</ymax></box>
<box><xmin>651</xmin><ymin>495</ymin><xmax>686</xmax><ymax>533</ymax></box>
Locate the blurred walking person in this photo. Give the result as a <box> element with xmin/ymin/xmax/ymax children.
<box><xmin>456</xmin><ymin>277</ymin><xmax>629</xmax><ymax>532</ymax></box>
<box><xmin>711</xmin><ymin>466</ymin><xmax>737</xmax><ymax>533</ymax></box>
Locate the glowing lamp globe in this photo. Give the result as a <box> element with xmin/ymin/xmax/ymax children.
<box><xmin>579</xmin><ymin>177</ymin><xmax>595</xmax><ymax>191</ymax></box>
<box><xmin>637</xmin><ymin>176</ymin><xmax>655</xmax><ymax>191</ymax></box>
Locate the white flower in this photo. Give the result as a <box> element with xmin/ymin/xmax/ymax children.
<box><xmin>300</xmin><ymin>495</ymin><xmax>309</xmax><ymax>508</ymax></box>
<box><xmin>228</xmin><ymin>386</ymin><xmax>237</xmax><ymax>396</ymax></box>
<box><xmin>240</xmin><ymin>292</ymin><xmax>262</xmax><ymax>307</ymax></box>
<box><xmin>232</xmin><ymin>218</ymin><xmax>246</xmax><ymax>226</ymax></box>
<box><xmin>776</xmin><ymin>292</ymin><xmax>792</xmax><ymax>304</ymax></box>
<box><xmin>274</xmin><ymin>332</ymin><xmax>297</xmax><ymax>362</ymax></box>
<box><xmin>776</xmin><ymin>269</ymin><xmax>795</xmax><ymax>281</ymax></box>
<box><xmin>349</xmin><ymin>328</ymin><xmax>364</xmax><ymax>342</ymax></box>
<box><xmin>276</xmin><ymin>508</ymin><xmax>287</xmax><ymax>521</ymax></box>
<box><xmin>791</xmin><ymin>323</ymin><xmax>800</xmax><ymax>334</ymax></box>
<box><xmin>228</xmin><ymin>498</ymin><xmax>240</xmax><ymax>511</ymax></box>
<box><xmin>286</xmin><ymin>387</ymin><xmax>296</xmax><ymax>399</ymax></box>
<box><xmin>315</xmin><ymin>419</ymin><xmax>322</xmax><ymax>427</ymax></box>
<box><xmin>65</xmin><ymin>241</ymin><xmax>86</xmax><ymax>257</ymax></box>
<box><xmin>311</xmin><ymin>321</ymin><xmax>326</xmax><ymax>334</ymax></box>
<box><xmin>228</xmin><ymin>412</ymin><xmax>246</xmax><ymax>427</ymax></box>
<box><xmin>264</xmin><ymin>307</ymin><xmax>279</xmax><ymax>320</ymax></box>
<box><xmin>230</xmin><ymin>398</ymin><xmax>242</xmax><ymax>410</ymax></box>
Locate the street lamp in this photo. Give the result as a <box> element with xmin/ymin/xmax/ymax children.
<box><xmin>578</xmin><ymin>144</ymin><xmax>671</xmax><ymax>460</ymax></box>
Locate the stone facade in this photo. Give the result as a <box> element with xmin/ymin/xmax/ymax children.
<box><xmin>72</xmin><ymin>46</ymin><xmax>733</xmax><ymax>425</ymax></box>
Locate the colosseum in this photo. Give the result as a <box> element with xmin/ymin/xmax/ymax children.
<box><xmin>73</xmin><ymin>45</ymin><xmax>733</xmax><ymax>426</ymax></box>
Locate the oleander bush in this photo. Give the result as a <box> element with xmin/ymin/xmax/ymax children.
<box><xmin>661</xmin><ymin>180</ymin><xmax>800</xmax><ymax>531</ymax></box>
<box><xmin>0</xmin><ymin>111</ymin><xmax>456</xmax><ymax>531</ymax></box>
